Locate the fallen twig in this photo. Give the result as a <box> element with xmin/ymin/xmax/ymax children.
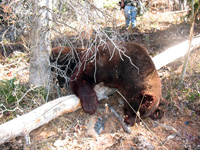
<box><xmin>153</xmin><ymin>121</ymin><xmax>179</xmax><ymax>133</ymax></box>
<box><xmin>110</xmin><ymin>106</ymin><xmax>132</xmax><ymax>134</ymax></box>
<box><xmin>162</xmin><ymin>134</ymin><xmax>177</xmax><ymax>145</ymax></box>
<box><xmin>152</xmin><ymin>120</ymin><xmax>181</xmax><ymax>145</ymax></box>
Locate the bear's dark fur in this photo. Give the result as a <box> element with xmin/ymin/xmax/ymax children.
<box><xmin>51</xmin><ymin>42</ymin><xmax>162</xmax><ymax>126</ymax></box>
<box><xmin>51</xmin><ymin>46</ymin><xmax>83</xmax><ymax>88</ymax></box>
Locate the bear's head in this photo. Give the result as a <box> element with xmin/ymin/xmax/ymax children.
<box><xmin>123</xmin><ymin>91</ymin><xmax>160</xmax><ymax>126</ymax></box>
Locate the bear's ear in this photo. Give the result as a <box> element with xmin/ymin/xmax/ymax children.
<box><xmin>150</xmin><ymin>97</ymin><xmax>168</xmax><ymax>120</ymax></box>
<box><xmin>150</xmin><ymin>108</ymin><xmax>164</xmax><ymax>120</ymax></box>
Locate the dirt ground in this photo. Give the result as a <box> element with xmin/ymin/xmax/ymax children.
<box><xmin>0</xmin><ymin>10</ymin><xmax>200</xmax><ymax>150</ymax></box>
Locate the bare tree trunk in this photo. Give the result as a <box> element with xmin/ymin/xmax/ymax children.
<box><xmin>179</xmin><ymin>0</ymin><xmax>186</xmax><ymax>10</ymax></box>
<box><xmin>179</xmin><ymin>1</ymin><xmax>200</xmax><ymax>86</ymax></box>
<box><xmin>29</xmin><ymin>0</ymin><xmax>52</xmax><ymax>89</ymax></box>
<box><xmin>183</xmin><ymin>0</ymin><xmax>187</xmax><ymax>10</ymax></box>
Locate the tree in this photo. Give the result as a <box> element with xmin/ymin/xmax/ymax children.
<box><xmin>29</xmin><ymin>0</ymin><xmax>52</xmax><ymax>89</ymax></box>
<box><xmin>179</xmin><ymin>0</ymin><xmax>200</xmax><ymax>86</ymax></box>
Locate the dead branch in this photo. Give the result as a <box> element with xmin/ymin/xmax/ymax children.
<box><xmin>0</xmin><ymin>95</ymin><xmax>81</xmax><ymax>144</ymax></box>
<box><xmin>110</xmin><ymin>106</ymin><xmax>132</xmax><ymax>134</ymax></box>
<box><xmin>0</xmin><ymin>84</ymin><xmax>115</xmax><ymax>144</ymax></box>
<box><xmin>152</xmin><ymin>35</ymin><xmax>200</xmax><ymax>70</ymax></box>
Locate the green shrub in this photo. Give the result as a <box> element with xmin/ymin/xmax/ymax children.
<box><xmin>103</xmin><ymin>0</ymin><xmax>119</xmax><ymax>9</ymax></box>
<box><xmin>0</xmin><ymin>77</ymin><xmax>18</xmax><ymax>104</ymax></box>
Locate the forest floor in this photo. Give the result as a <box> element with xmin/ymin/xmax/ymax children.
<box><xmin>0</xmin><ymin>10</ymin><xmax>200</xmax><ymax>150</ymax></box>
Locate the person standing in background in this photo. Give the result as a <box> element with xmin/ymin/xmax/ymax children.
<box><xmin>121</xmin><ymin>0</ymin><xmax>138</xmax><ymax>29</ymax></box>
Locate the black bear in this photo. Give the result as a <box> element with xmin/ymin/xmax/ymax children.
<box><xmin>51</xmin><ymin>42</ymin><xmax>162</xmax><ymax>126</ymax></box>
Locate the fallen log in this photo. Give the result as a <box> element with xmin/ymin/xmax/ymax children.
<box><xmin>0</xmin><ymin>95</ymin><xmax>80</xmax><ymax>144</ymax></box>
<box><xmin>1</xmin><ymin>37</ymin><xmax>200</xmax><ymax>144</ymax></box>
<box><xmin>0</xmin><ymin>84</ymin><xmax>115</xmax><ymax>144</ymax></box>
<box><xmin>153</xmin><ymin>35</ymin><xmax>200</xmax><ymax>70</ymax></box>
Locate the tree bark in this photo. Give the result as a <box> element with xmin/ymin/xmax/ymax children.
<box><xmin>29</xmin><ymin>0</ymin><xmax>52</xmax><ymax>88</ymax></box>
